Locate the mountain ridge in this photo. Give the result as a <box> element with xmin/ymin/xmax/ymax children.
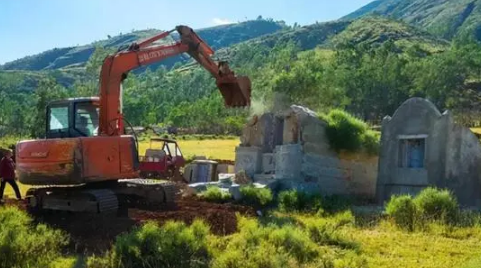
<box><xmin>344</xmin><ymin>0</ymin><xmax>481</xmax><ymax>41</ymax></box>
<box><xmin>0</xmin><ymin>19</ymin><xmax>286</xmax><ymax>71</ymax></box>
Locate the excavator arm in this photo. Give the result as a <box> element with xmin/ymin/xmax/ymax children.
<box><xmin>98</xmin><ymin>25</ymin><xmax>251</xmax><ymax>136</ymax></box>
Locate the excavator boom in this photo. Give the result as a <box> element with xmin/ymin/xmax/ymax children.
<box><xmin>99</xmin><ymin>25</ymin><xmax>251</xmax><ymax>136</ymax></box>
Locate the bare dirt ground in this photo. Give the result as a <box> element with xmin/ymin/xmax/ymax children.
<box><xmin>3</xmin><ymin>196</ymin><xmax>255</xmax><ymax>255</ymax></box>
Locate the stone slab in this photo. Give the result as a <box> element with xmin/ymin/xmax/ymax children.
<box><xmin>254</xmin><ymin>174</ymin><xmax>275</xmax><ymax>181</ymax></box>
<box><xmin>275</xmin><ymin>144</ymin><xmax>302</xmax><ymax>180</ymax></box>
<box><xmin>262</xmin><ymin>153</ymin><xmax>275</xmax><ymax>174</ymax></box>
<box><xmin>253</xmin><ymin>179</ymin><xmax>280</xmax><ymax>191</ymax></box>
<box><xmin>235</xmin><ymin>146</ymin><xmax>262</xmax><ymax>178</ymax></box>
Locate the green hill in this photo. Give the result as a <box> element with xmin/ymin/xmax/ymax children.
<box><xmin>331</xmin><ymin>17</ymin><xmax>448</xmax><ymax>52</ymax></box>
<box><xmin>213</xmin><ymin>17</ymin><xmax>447</xmax><ymax>63</ymax></box>
<box><xmin>344</xmin><ymin>0</ymin><xmax>481</xmax><ymax>41</ymax></box>
<box><xmin>0</xmin><ymin>17</ymin><xmax>448</xmax><ymax>95</ymax></box>
<box><xmin>0</xmin><ymin>19</ymin><xmax>286</xmax><ymax>71</ymax></box>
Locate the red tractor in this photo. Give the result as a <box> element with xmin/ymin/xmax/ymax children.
<box><xmin>139</xmin><ymin>138</ymin><xmax>185</xmax><ymax>181</ymax></box>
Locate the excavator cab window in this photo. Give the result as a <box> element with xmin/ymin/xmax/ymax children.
<box><xmin>74</xmin><ymin>103</ymin><xmax>99</xmax><ymax>137</ymax></box>
<box><xmin>46</xmin><ymin>99</ymin><xmax>99</xmax><ymax>139</ymax></box>
<box><xmin>49</xmin><ymin>106</ymin><xmax>69</xmax><ymax>132</ymax></box>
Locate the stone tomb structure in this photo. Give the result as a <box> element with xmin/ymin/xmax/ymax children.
<box><xmin>377</xmin><ymin>98</ymin><xmax>481</xmax><ymax>207</ymax></box>
<box><xmin>235</xmin><ymin>105</ymin><xmax>378</xmax><ymax>198</ymax></box>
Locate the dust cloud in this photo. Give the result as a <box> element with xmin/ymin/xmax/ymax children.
<box><xmin>249</xmin><ymin>92</ymin><xmax>291</xmax><ymax>118</ymax></box>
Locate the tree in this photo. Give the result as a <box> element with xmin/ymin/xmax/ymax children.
<box><xmin>85</xmin><ymin>46</ymin><xmax>116</xmax><ymax>77</ymax></box>
<box><xmin>32</xmin><ymin>78</ymin><xmax>68</xmax><ymax>138</ymax></box>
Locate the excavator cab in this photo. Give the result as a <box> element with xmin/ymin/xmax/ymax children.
<box><xmin>46</xmin><ymin>97</ymin><xmax>99</xmax><ymax>139</ymax></box>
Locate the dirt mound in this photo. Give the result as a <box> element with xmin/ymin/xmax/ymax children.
<box><xmin>2</xmin><ymin>197</ymin><xmax>255</xmax><ymax>254</ymax></box>
<box><xmin>130</xmin><ymin>197</ymin><xmax>255</xmax><ymax>236</ymax></box>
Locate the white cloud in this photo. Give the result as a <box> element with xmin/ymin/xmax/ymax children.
<box><xmin>212</xmin><ymin>18</ymin><xmax>234</xmax><ymax>25</ymax></box>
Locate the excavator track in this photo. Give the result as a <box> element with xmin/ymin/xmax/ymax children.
<box><xmin>25</xmin><ymin>179</ymin><xmax>177</xmax><ymax>214</ymax></box>
<box><xmin>117</xmin><ymin>179</ymin><xmax>177</xmax><ymax>205</ymax></box>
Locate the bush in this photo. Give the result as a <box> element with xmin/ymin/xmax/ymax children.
<box><xmin>0</xmin><ymin>207</ymin><xmax>68</xmax><ymax>268</ymax></box>
<box><xmin>320</xmin><ymin>109</ymin><xmax>379</xmax><ymax>154</ymax></box>
<box><xmin>300</xmin><ymin>211</ymin><xmax>358</xmax><ymax>250</ymax></box>
<box><xmin>112</xmin><ymin>220</ymin><xmax>211</xmax><ymax>268</ymax></box>
<box><xmin>87</xmin><ymin>254</ymin><xmax>114</xmax><ymax>268</ymax></box>
<box><xmin>362</xmin><ymin>130</ymin><xmax>380</xmax><ymax>155</ymax></box>
<box><xmin>239</xmin><ymin>186</ymin><xmax>273</xmax><ymax>207</ymax></box>
<box><xmin>322</xmin><ymin>195</ymin><xmax>352</xmax><ymax>214</ymax></box>
<box><xmin>93</xmin><ymin>215</ymin><xmax>366</xmax><ymax>268</ymax></box>
<box><xmin>200</xmin><ymin>186</ymin><xmax>232</xmax><ymax>203</ymax></box>
<box><xmin>211</xmin><ymin>216</ymin><xmax>322</xmax><ymax>268</ymax></box>
<box><xmin>277</xmin><ymin>190</ymin><xmax>322</xmax><ymax>213</ymax></box>
<box><xmin>385</xmin><ymin>195</ymin><xmax>417</xmax><ymax>231</ymax></box>
<box><xmin>413</xmin><ymin>187</ymin><xmax>458</xmax><ymax>224</ymax></box>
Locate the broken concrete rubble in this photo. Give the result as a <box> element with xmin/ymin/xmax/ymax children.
<box><xmin>188</xmin><ymin>173</ymin><xmax>279</xmax><ymax>201</ymax></box>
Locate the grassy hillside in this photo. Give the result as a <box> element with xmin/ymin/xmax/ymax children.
<box><xmin>1</xmin><ymin>16</ymin><xmax>446</xmax><ymax>93</ymax></box>
<box><xmin>331</xmin><ymin>17</ymin><xmax>449</xmax><ymax>52</ymax></box>
<box><xmin>344</xmin><ymin>0</ymin><xmax>481</xmax><ymax>41</ymax></box>
<box><xmin>214</xmin><ymin>17</ymin><xmax>447</xmax><ymax>64</ymax></box>
<box><xmin>0</xmin><ymin>19</ymin><xmax>285</xmax><ymax>71</ymax></box>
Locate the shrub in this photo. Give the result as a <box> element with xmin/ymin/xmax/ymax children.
<box><xmin>321</xmin><ymin>195</ymin><xmax>352</xmax><ymax>214</ymax></box>
<box><xmin>455</xmin><ymin>210</ymin><xmax>481</xmax><ymax>228</ymax></box>
<box><xmin>320</xmin><ymin>109</ymin><xmax>380</xmax><ymax>154</ymax></box>
<box><xmin>87</xmin><ymin>253</ymin><xmax>114</xmax><ymax>268</ymax></box>
<box><xmin>361</xmin><ymin>130</ymin><xmax>380</xmax><ymax>155</ymax></box>
<box><xmin>200</xmin><ymin>186</ymin><xmax>232</xmax><ymax>203</ymax></box>
<box><xmin>322</xmin><ymin>109</ymin><xmax>367</xmax><ymax>152</ymax></box>
<box><xmin>278</xmin><ymin>190</ymin><xmax>307</xmax><ymax>212</ymax></box>
<box><xmin>300</xmin><ymin>211</ymin><xmax>358</xmax><ymax>250</ymax></box>
<box><xmin>112</xmin><ymin>220</ymin><xmax>211</xmax><ymax>268</ymax></box>
<box><xmin>277</xmin><ymin>190</ymin><xmax>322</xmax><ymax>213</ymax></box>
<box><xmin>385</xmin><ymin>195</ymin><xmax>417</xmax><ymax>231</ymax></box>
<box><xmin>413</xmin><ymin>187</ymin><xmax>458</xmax><ymax>224</ymax></box>
<box><xmin>0</xmin><ymin>207</ymin><xmax>68</xmax><ymax>268</ymax></box>
<box><xmin>211</xmin><ymin>216</ymin><xmax>322</xmax><ymax>268</ymax></box>
<box><xmin>239</xmin><ymin>186</ymin><xmax>273</xmax><ymax>207</ymax></box>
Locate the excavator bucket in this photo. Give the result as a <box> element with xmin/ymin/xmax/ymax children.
<box><xmin>217</xmin><ymin>76</ymin><xmax>251</xmax><ymax>107</ymax></box>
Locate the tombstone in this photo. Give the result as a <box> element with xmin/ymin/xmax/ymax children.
<box><xmin>240</xmin><ymin>113</ymin><xmax>277</xmax><ymax>153</ymax></box>
<box><xmin>275</xmin><ymin>144</ymin><xmax>302</xmax><ymax>180</ymax></box>
<box><xmin>186</xmin><ymin>160</ymin><xmax>218</xmax><ymax>183</ymax></box>
<box><xmin>234</xmin><ymin>146</ymin><xmax>262</xmax><ymax>178</ymax></box>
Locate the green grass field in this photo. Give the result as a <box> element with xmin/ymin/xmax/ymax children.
<box><xmin>349</xmin><ymin>222</ymin><xmax>481</xmax><ymax>268</ymax></box>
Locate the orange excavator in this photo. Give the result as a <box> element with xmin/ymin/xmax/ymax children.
<box><xmin>15</xmin><ymin>25</ymin><xmax>251</xmax><ymax>213</ymax></box>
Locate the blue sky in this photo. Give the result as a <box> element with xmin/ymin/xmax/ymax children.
<box><xmin>0</xmin><ymin>0</ymin><xmax>373</xmax><ymax>64</ymax></box>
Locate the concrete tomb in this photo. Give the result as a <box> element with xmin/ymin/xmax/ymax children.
<box><xmin>235</xmin><ymin>105</ymin><xmax>378</xmax><ymax>198</ymax></box>
<box><xmin>377</xmin><ymin>98</ymin><xmax>481</xmax><ymax>207</ymax></box>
